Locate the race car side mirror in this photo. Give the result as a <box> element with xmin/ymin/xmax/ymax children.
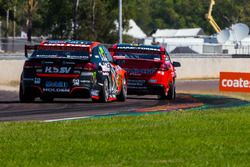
<box><xmin>173</xmin><ymin>61</ymin><xmax>181</xmax><ymax>67</ymax></box>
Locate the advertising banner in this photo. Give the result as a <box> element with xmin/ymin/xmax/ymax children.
<box><xmin>220</xmin><ymin>72</ymin><xmax>250</xmax><ymax>92</ymax></box>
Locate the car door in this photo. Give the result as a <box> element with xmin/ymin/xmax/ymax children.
<box><xmin>91</xmin><ymin>46</ymin><xmax>111</xmax><ymax>85</ymax></box>
<box><xmin>93</xmin><ymin>46</ymin><xmax>118</xmax><ymax>93</ymax></box>
<box><xmin>165</xmin><ymin>52</ymin><xmax>176</xmax><ymax>78</ymax></box>
<box><xmin>101</xmin><ymin>46</ymin><xmax>123</xmax><ymax>94</ymax></box>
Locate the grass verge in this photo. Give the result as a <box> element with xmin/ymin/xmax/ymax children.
<box><xmin>1</xmin><ymin>106</ymin><xmax>250</xmax><ymax>167</ymax></box>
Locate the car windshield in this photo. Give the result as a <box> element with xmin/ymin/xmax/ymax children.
<box><xmin>31</xmin><ymin>50</ymin><xmax>89</xmax><ymax>60</ymax></box>
<box><xmin>115</xmin><ymin>52</ymin><xmax>161</xmax><ymax>61</ymax></box>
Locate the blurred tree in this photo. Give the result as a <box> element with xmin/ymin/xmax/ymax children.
<box><xmin>24</xmin><ymin>0</ymin><xmax>38</xmax><ymax>41</ymax></box>
<box><xmin>0</xmin><ymin>0</ymin><xmax>18</xmax><ymax>37</ymax></box>
<box><xmin>42</xmin><ymin>0</ymin><xmax>72</xmax><ymax>39</ymax></box>
<box><xmin>1</xmin><ymin>0</ymin><xmax>250</xmax><ymax>42</ymax></box>
<box><xmin>76</xmin><ymin>0</ymin><xmax>119</xmax><ymax>43</ymax></box>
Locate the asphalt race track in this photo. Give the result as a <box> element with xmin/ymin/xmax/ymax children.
<box><xmin>0</xmin><ymin>80</ymin><xmax>248</xmax><ymax>122</ymax></box>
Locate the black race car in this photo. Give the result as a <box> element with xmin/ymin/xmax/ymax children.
<box><xmin>19</xmin><ymin>40</ymin><xmax>127</xmax><ymax>103</ymax></box>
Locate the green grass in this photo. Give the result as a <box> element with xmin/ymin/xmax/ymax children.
<box><xmin>1</xmin><ymin>107</ymin><xmax>250</xmax><ymax>167</ymax></box>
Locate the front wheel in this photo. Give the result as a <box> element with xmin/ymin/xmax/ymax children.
<box><xmin>117</xmin><ymin>78</ymin><xmax>127</xmax><ymax>102</ymax></box>
<box><xmin>99</xmin><ymin>78</ymin><xmax>109</xmax><ymax>103</ymax></box>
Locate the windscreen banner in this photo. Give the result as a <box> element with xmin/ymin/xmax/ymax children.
<box><xmin>219</xmin><ymin>72</ymin><xmax>250</xmax><ymax>92</ymax></box>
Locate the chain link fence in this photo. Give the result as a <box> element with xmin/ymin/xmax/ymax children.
<box><xmin>1</xmin><ymin>37</ymin><xmax>250</xmax><ymax>56</ymax></box>
<box><xmin>162</xmin><ymin>43</ymin><xmax>250</xmax><ymax>55</ymax></box>
<box><xmin>0</xmin><ymin>37</ymin><xmax>42</xmax><ymax>53</ymax></box>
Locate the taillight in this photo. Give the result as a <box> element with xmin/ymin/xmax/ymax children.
<box><xmin>83</xmin><ymin>63</ymin><xmax>96</xmax><ymax>71</ymax></box>
<box><xmin>158</xmin><ymin>63</ymin><xmax>170</xmax><ymax>71</ymax></box>
<box><xmin>75</xmin><ymin>64</ymin><xmax>84</xmax><ymax>70</ymax></box>
<box><xmin>75</xmin><ymin>63</ymin><xmax>96</xmax><ymax>71</ymax></box>
<box><xmin>24</xmin><ymin>61</ymin><xmax>34</xmax><ymax>69</ymax></box>
<box><xmin>34</xmin><ymin>63</ymin><xmax>42</xmax><ymax>68</ymax></box>
<box><xmin>24</xmin><ymin>61</ymin><xmax>41</xmax><ymax>69</ymax></box>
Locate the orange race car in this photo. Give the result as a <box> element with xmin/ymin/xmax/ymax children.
<box><xmin>20</xmin><ymin>40</ymin><xmax>127</xmax><ymax>103</ymax></box>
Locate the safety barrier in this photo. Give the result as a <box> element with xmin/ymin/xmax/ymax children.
<box><xmin>1</xmin><ymin>54</ymin><xmax>250</xmax><ymax>86</ymax></box>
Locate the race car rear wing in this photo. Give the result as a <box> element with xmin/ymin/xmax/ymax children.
<box><xmin>108</xmin><ymin>48</ymin><xmax>166</xmax><ymax>55</ymax></box>
<box><xmin>24</xmin><ymin>45</ymin><xmax>89</xmax><ymax>58</ymax></box>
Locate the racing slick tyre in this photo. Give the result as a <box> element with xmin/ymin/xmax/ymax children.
<box><xmin>166</xmin><ymin>83</ymin><xmax>176</xmax><ymax>100</ymax></box>
<box><xmin>91</xmin><ymin>98</ymin><xmax>99</xmax><ymax>103</ymax></box>
<box><xmin>19</xmin><ymin>83</ymin><xmax>35</xmax><ymax>103</ymax></box>
<box><xmin>40</xmin><ymin>94</ymin><xmax>54</xmax><ymax>102</ymax></box>
<box><xmin>159</xmin><ymin>81</ymin><xmax>176</xmax><ymax>100</ymax></box>
<box><xmin>117</xmin><ymin>78</ymin><xmax>127</xmax><ymax>102</ymax></box>
<box><xmin>99</xmin><ymin>78</ymin><xmax>109</xmax><ymax>103</ymax></box>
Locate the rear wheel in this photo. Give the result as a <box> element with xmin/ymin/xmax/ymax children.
<box><xmin>117</xmin><ymin>78</ymin><xmax>127</xmax><ymax>101</ymax></box>
<box><xmin>19</xmin><ymin>83</ymin><xmax>35</xmax><ymax>103</ymax></box>
<box><xmin>166</xmin><ymin>83</ymin><xmax>176</xmax><ymax>100</ymax></box>
<box><xmin>159</xmin><ymin>81</ymin><xmax>176</xmax><ymax>100</ymax></box>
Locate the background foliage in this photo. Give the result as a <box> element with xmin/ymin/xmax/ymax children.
<box><xmin>0</xmin><ymin>0</ymin><xmax>250</xmax><ymax>43</ymax></box>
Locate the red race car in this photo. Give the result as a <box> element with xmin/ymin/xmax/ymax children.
<box><xmin>110</xmin><ymin>43</ymin><xmax>180</xmax><ymax>99</ymax></box>
<box><xmin>20</xmin><ymin>40</ymin><xmax>127</xmax><ymax>103</ymax></box>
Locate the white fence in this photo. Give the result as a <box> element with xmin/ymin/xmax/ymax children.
<box><xmin>0</xmin><ymin>37</ymin><xmax>41</xmax><ymax>53</ymax></box>
<box><xmin>163</xmin><ymin>43</ymin><xmax>250</xmax><ymax>55</ymax></box>
<box><xmin>1</xmin><ymin>37</ymin><xmax>250</xmax><ymax>55</ymax></box>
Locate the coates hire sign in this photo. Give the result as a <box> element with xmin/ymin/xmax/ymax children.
<box><xmin>220</xmin><ymin>72</ymin><xmax>250</xmax><ymax>92</ymax></box>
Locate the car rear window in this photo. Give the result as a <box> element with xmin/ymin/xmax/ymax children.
<box><xmin>31</xmin><ymin>50</ymin><xmax>90</xmax><ymax>60</ymax></box>
<box><xmin>115</xmin><ymin>52</ymin><xmax>161</xmax><ymax>61</ymax></box>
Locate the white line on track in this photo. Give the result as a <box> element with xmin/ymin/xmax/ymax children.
<box><xmin>44</xmin><ymin>112</ymin><xmax>120</xmax><ymax>122</ymax></box>
<box><xmin>44</xmin><ymin>116</ymin><xmax>92</xmax><ymax>122</ymax></box>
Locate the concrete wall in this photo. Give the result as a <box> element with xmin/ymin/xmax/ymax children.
<box><xmin>0</xmin><ymin>56</ymin><xmax>250</xmax><ymax>85</ymax></box>
<box><xmin>0</xmin><ymin>60</ymin><xmax>24</xmax><ymax>85</ymax></box>
<box><xmin>172</xmin><ymin>55</ymin><xmax>250</xmax><ymax>79</ymax></box>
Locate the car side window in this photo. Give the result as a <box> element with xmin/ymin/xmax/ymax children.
<box><xmin>102</xmin><ymin>46</ymin><xmax>113</xmax><ymax>62</ymax></box>
<box><xmin>98</xmin><ymin>46</ymin><xmax>109</xmax><ymax>62</ymax></box>
<box><xmin>165</xmin><ymin>52</ymin><xmax>171</xmax><ymax>62</ymax></box>
<box><xmin>91</xmin><ymin>46</ymin><xmax>103</xmax><ymax>66</ymax></box>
